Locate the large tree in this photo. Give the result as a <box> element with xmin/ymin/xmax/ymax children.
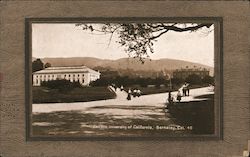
<box><xmin>44</xmin><ymin>62</ymin><xmax>52</xmax><ymax>68</ymax></box>
<box><xmin>76</xmin><ymin>23</ymin><xmax>213</xmax><ymax>63</ymax></box>
<box><xmin>32</xmin><ymin>58</ymin><xmax>44</xmax><ymax>72</ymax></box>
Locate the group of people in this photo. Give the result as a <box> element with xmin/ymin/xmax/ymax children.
<box><xmin>169</xmin><ymin>83</ymin><xmax>191</xmax><ymax>103</ymax></box>
<box><xmin>127</xmin><ymin>88</ymin><xmax>141</xmax><ymax>100</ymax></box>
<box><xmin>111</xmin><ymin>84</ymin><xmax>141</xmax><ymax>101</ymax></box>
<box><xmin>182</xmin><ymin>83</ymin><xmax>190</xmax><ymax>96</ymax></box>
<box><xmin>111</xmin><ymin>84</ymin><xmax>124</xmax><ymax>92</ymax></box>
<box><xmin>112</xmin><ymin>83</ymin><xmax>191</xmax><ymax>103</ymax></box>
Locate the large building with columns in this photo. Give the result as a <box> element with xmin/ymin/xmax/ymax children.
<box><xmin>33</xmin><ymin>66</ymin><xmax>100</xmax><ymax>86</ymax></box>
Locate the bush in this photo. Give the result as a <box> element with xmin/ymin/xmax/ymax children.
<box><xmin>202</xmin><ymin>75</ymin><xmax>214</xmax><ymax>85</ymax></box>
<box><xmin>41</xmin><ymin>79</ymin><xmax>82</xmax><ymax>92</ymax></box>
<box><xmin>185</xmin><ymin>74</ymin><xmax>202</xmax><ymax>85</ymax></box>
<box><xmin>89</xmin><ymin>77</ymin><xmax>112</xmax><ymax>86</ymax></box>
<box><xmin>172</xmin><ymin>78</ymin><xmax>184</xmax><ymax>85</ymax></box>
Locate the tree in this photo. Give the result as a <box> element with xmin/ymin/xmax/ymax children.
<box><xmin>44</xmin><ymin>62</ymin><xmax>52</xmax><ymax>68</ymax></box>
<box><xmin>41</xmin><ymin>79</ymin><xmax>82</xmax><ymax>92</ymax></box>
<box><xmin>76</xmin><ymin>23</ymin><xmax>213</xmax><ymax>63</ymax></box>
<box><xmin>185</xmin><ymin>74</ymin><xmax>202</xmax><ymax>85</ymax></box>
<box><xmin>32</xmin><ymin>59</ymin><xmax>44</xmax><ymax>72</ymax></box>
<box><xmin>202</xmin><ymin>75</ymin><xmax>214</xmax><ymax>85</ymax></box>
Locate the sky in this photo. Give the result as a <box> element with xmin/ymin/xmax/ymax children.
<box><xmin>32</xmin><ymin>23</ymin><xmax>214</xmax><ymax>67</ymax></box>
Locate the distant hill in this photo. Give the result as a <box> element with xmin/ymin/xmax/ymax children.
<box><xmin>33</xmin><ymin>57</ymin><xmax>214</xmax><ymax>76</ymax></box>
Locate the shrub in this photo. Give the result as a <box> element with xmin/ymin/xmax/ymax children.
<box><xmin>185</xmin><ymin>74</ymin><xmax>202</xmax><ymax>85</ymax></box>
<box><xmin>41</xmin><ymin>79</ymin><xmax>82</xmax><ymax>92</ymax></box>
<box><xmin>202</xmin><ymin>75</ymin><xmax>214</xmax><ymax>85</ymax></box>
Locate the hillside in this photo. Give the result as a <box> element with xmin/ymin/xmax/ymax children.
<box><xmin>33</xmin><ymin>57</ymin><xmax>214</xmax><ymax>76</ymax></box>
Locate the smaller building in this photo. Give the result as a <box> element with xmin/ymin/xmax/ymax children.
<box><xmin>173</xmin><ymin>66</ymin><xmax>209</xmax><ymax>80</ymax></box>
<box><xmin>33</xmin><ymin>66</ymin><xmax>100</xmax><ymax>86</ymax></box>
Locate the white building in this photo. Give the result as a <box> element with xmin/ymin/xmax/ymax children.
<box><xmin>33</xmin><ymin>66</ymin><xmax>100</xmax><ymax>86</ymax></box>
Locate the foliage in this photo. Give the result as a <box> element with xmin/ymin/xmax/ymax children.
<box><xmin>171</xmin><ymin>77</ymin><xmax>185</xmax><ymax>85</ymax></box>
<box><xmin>41</xmin><ymin>79</ymin><xmax>82</xmax><ymax>92</ymax></box>
<box><xmin>76</xmin><ymin>23</ymin><xmax>213</xmax><ymax>62</ymax></box>
<box><xmin>90</xmin><ymin>75</ymin><xmax>169</xmax><ymax>87</ymax></box>
<box><xmin>32</xmin><ymin>59</ymin><xmax>44</xmax><ymax>72</ymax></box>
<box><xmin>185</xmin><ymin>74</ymin><xmax>202</xmax><ymax>85</ymax></box>
<box><xmin>44</xmin><ymin>62</ymin><xmax>52</xmax><ymax>68</ymax></box>
<box><xmin>33</xmin><ymin>86</ymin><xmax>116</xmax><ymax>103</ymax></box>
<box><xmin>202</xmin><ymin>75</ymin><xmax>214</xmax><ymax>85</ymax></box>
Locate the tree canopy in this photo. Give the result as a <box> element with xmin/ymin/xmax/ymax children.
<box><xmin>76</xmin><ymin>23</ymin><xmax>213</xmax><ymax>63</ymax></box>
<box><xmin>32</xmin><ymin>59</ymin><xmax>44</xmax><ymax>72</ymax></box>
<box><xmin>44</xmin><ymin>62</ymin><xmax>52</xmax><ymax>68</ymax></box>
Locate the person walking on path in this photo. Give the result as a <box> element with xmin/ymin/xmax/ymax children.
<box><xmin>177</xmin><ymin>90</ymin><xmax>182</xmax><ymax>102</ymax></box>
<box><xmin>182</xmin><ymin>87</ymin><xmax>186</xmax><ymax>96</ymax></box>
<box><xmin>120</xmin><ymin>85</ymin><xmax>124</xmax><ymax>91</ymax></box>
<box><xmin>133</xmin><ymin>89</ymin><xmax>137</xmax><ymax>97</ymax></box>
<box><xmin>183</xmin><ymin>82</ymin><xmax>188</xmax><ymax>96</ymax></box>
<box><xmin>127</xmin><ymin>88</ymin><xmax>132</xmax><ymax>100</ymax></box>
<box><xmin>186</xmin><ymin>84</ymin><xmax>190</xmax><ymax>96</ymax></box>
<box><xmin>168</xmin><ymin>91</ymin><xmax>173</xmax><ymax>104</ymax></box>
<box><xmin>137</xmin><ymin>89</ymin><xmax>141</xmax><ymax>97</ymax></box>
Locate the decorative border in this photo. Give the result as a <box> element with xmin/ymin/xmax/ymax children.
<box><xmin>25</xmin><ymin>17</ymin><xmax>223</xmax><ymax>141</ymax></box>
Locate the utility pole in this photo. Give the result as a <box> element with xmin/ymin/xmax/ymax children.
<box><xmin>167</xmin><ymin>74</ymin><xmax>172</xmax><ymax>91</ymax></box>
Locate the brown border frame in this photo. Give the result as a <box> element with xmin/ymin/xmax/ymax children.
<box><xmin>25</xmin><ymin>17</ymin><xmax>223</xmax><ymax>141</ymax></box>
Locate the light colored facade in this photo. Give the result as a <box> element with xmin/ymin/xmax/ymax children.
<box><xmin>33</xmin><ymin>66</ymin><xmax>100</xmax><ymax>86</ymax></box>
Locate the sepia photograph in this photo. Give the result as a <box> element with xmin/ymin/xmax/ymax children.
<box><xmin>1</xmin><ymin>0</ymin><xmax>249</xmax><ymax>156</ymax></box>
<box><xmin>30</xmin><ymin>21</ymin><xmax>217</xmax><ymax>138</ymax></box>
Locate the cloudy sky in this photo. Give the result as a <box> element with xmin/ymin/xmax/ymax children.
<box><xmin>32</xmin><ymin>23</ymin><xmax>214</xmax><ymax>67</ymax></box>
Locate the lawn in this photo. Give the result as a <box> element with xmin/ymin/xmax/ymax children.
<box><xmin>33</xmin><ymin>86</ymin><xmax>116</xmax><ymax>103</ymax></box>
<box><xmin>167</xmin><ymin>94</ymin><xmax>214</xmax><ymax>134</ymax></box>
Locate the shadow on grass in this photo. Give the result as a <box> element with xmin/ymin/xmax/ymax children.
<box><xmin>31</xmin><ymin>95</ymin><xmax>214</xmax><ymax>137</ymax></box>
<box><xmin>32</xmin><ymin>109</ymin><xmax>191</xmax><ymax>137</ymax></box>
<box><xmin>167</xmin><ymin>94</ymin><xmax>214</xmax><ymax>134</ymax></box>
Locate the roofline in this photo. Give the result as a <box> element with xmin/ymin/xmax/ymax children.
<box><xmin>33</xmin><ymin>66</ymin><xmax>100</xmax><ymax>75</ymax></box>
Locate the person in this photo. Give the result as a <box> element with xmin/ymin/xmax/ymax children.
<box><xmin>168</xmin><ymin>91</ymin><xmax>173</xmax><ymax>104</ymax></box>
<box><xmin>186</xmin><ymin>84</ymin><xmax>190</xmax><ymax>96</ymax></box>
<box><xmin>183</xmin><ymin>82</ymin><xmax>188</xmax><ymax>96</ymax></box>
<box><xmin>133</xmin><ymin>89</ymin><xmax>137</xmax><ymax>97</ymax></box>
<box><xmin>177</xmin><ymin>90</ymin><xmax>182</xmax><ymax>102</ymax></box>
<box><xmin>120</xmin><ymin>85</ymin><xmax>124</xmax><ymax>91</ymax></box>
<box><xmin>137</xmin><ymin>89</ymin><xmax>141</xmax><ymax>97</ymax></box>
<box><xmin>127</xmin><ymin>88</ymin><xmax>132</xmax><ymax>100</ymax></box>
<box><xmin>182</xmin><ymin>87</ymin><xmax>186</xmax><ymax>96</ymax></box>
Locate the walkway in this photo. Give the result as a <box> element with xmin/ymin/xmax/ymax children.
<box><xmin>33</xmin><ymin>86</ymin><xmax>214</xmax><ymax>115</ymax></box>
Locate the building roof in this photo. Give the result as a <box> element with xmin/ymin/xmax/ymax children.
<box><xmin>33</xmin><ymin>66</ymin><xmax>100</xmax><ymax>75</ymax></box>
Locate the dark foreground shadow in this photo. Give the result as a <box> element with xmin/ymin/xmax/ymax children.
<box><xmin>167</xmin><ymin>94</ymin><xmax>214</xmax><ymax>134</ymax></box>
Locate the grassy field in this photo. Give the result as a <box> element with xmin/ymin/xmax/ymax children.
<box><xmin>33</xmin><ymin>86</ymin><xmax>116</xmax><ymax>103</ymax></box>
